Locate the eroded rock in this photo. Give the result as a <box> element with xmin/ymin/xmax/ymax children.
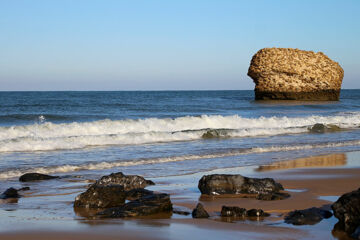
<box><xmin>192</xmin><ymin>203</ymin><xmax>209</xmax><ymax>218</ymax></box>
<box><xmin>19</xmin><ymin>173</ymin><xmax>59</xmax><ymax>182</ymax></box>
<box><xmin>198</xmin><ymin>174</ymin><xmax>284</xmax><ymax>198</ymax></box>
<box><xmin>248</xmin><ymin>48</ymin><xmax>344</xmax><ymax>101</ymax></box>
<box><xmin>285</xmin><ymin>207</ymin><xmax>332</xmax><ymax>225</ymax></box>
<box><xmin>332</xmin><ymin>188</ymin><xmax>360</xmax><ymax>236</ymax></box>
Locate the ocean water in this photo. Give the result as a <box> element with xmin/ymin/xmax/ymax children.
<box><xmin>0</xmin><ymin>90</ymin><xmax>360</xmax><ymax>180</ymax></box>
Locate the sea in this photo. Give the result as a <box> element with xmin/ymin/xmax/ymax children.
<box><xmin>0</xmin><ymin>90</ymin><xmax>360</xmax><ymax>180</ymax></box>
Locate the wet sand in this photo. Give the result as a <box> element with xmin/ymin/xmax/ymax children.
<box><xmin>1</xmin><ymin>152</ymin><xmax>359</xmax><ymax>240</ymax></box>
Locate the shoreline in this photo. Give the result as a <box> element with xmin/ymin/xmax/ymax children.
<box><xmin>1</xmin><ymin>152</ymin><xmax>360</xmax><ymax>239</ymax></box>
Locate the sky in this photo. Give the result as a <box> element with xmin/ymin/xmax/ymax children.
<box><xmin>0</xmin><ymin>0</ymin><xmax>359</xmax><ymax>91</ymax></box>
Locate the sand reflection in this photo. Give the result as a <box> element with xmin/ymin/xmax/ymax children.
<box><xmin>256</xmin><ymin>153</ymin><xmax>347</xmax><ymax>172</ymax></box>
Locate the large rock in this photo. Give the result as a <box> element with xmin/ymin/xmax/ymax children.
<box><xmin>192</xmin><ymin>203</ymin><xmax>209</xmax><ymax>218</ymax></box>
<box><xmin>97</xmin><ymin>192</ymin><xmax>172</xmax><ymax>218</ymax></box>
<box><xmin>93</xmin><ymin>172</ymin><xmax>154</xmax><ymax>190</ymax></box>
<box><xmin>248</xmin><ymin>48</ymin><xmax>344</xmax><ymax>101</ymax></box>
<box><xmin>198</xmin><ymin>174</ymin><xmax>284</xmax><ymax>197</ymax></box>
<box><xmin>74</xmin><ymin>184</ymin><xmax>126</xmax><ymax>208</ymax></box>
<box><xmin>285</xmin><ymin>207</ymin><xmax>332</xmax><ymax>225</ymax></box>
<box><xmin>19</xmin><ymin>173</ymin><xmax>59</xmax><ymax>182</ymax></box>
<box><xmin>332</xmin><ymin>188</ymin><xmax>360</xmax><ymax>236</ymax></box>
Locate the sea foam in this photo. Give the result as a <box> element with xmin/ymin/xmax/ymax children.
<box><xmin>0</xmin><ymin>113</ymin><xmax>359</xmax><ymax>152</ymax></box>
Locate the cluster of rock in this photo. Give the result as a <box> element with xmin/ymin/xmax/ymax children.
<box><xmin>248</xmin><ymin>48</ymin><xmax>344</xmax><ymax>101</ymax></box>
<box><xmin>73</xmin><ymin>172</ymin><xmax>172</xmax><ymax>218</ymax></box>
<box><xmin>3</xmin><ymin>171</ymin><xmax>360</xmax><ymax>239</ymax></box>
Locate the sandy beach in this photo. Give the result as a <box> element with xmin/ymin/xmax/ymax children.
<box><xmin>0</xmin><ymin>151</ymin><xmax>359</xmax><ymax>240</ymax></box>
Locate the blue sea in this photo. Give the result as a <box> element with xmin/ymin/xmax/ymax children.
<box><xmin>0</xmin><ymin>90</ymin><xmax>360</xmax><ymax>180</ymax></box>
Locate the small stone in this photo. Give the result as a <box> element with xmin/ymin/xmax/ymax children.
<box><xmin>221</xmin><ymin>206</ymin><xmax>246</xmax><ymax>217</ymax></box>
<box><xmin>247</xmin><ymin>209</ymin><xmax>270</xmax><ymax>217</ymax></box>
<box><xmin>0</xmin><ymin>188</ymin><xmax>20</xmax><ymax>199</ymax></box>
<box><xmin>192</xmin><ymin>203</ymin><xmax>209</xmax><ymax>218</ymax></box>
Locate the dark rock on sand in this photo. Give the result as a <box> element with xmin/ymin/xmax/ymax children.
<box><xmin>332</xmin><ymin>188</ymin><xmax>360</xmax><ymax>236</ymax></box>
<box><xmin>285</xmin><ymin>207</ymin><xmax>332</xmax><ymax>225</ymax></box>
<box><xmin>247</xmin><ymin>209</ymin><xmax>270</xmax><ymax>217</ymax></box>
<box><xmin>0</xmin><ymin>187</ymin><xmax>20</xmax><ymax>199</ymax></box>
<box><xmin>256</xmin><ymin>192</ymin><xmax>290</xmax><ymax>200</ymax></box>
<box><xmin>309</xmin><ymin>123</ymin><xmax>341</xmax><ymax>133</ymax></box>
<box><xmin>97</xmin><ymin>192</ymin><xmax>172</xmax><ymax>218</ymax></box>
<box><xmin>198</xmin><ymin>174</ymin><xmax>284</xmax><ymax>197</ymax></box>
<box><xmin>74</xmin><ymin>184</ymin><xmax>126</xmax><ymax>208</ymax></box>
<box><xmin>192</xmin><ymin>203</ymin><xmax>209</xmax><ymax>218</ymax></box>
<box><xmin>94</xmin><ymin>172</ymin><xmax>155</xmax><ymax>190</ymax></box>
<box><xmin>221</xmin><ymin>206</ymin><xmax>246</xmax><ymax>217</ymax></box>
<box><xmin>19</xmin><ymin>173</ymin><xmax>59</xmax><ymax>182</ymax></box>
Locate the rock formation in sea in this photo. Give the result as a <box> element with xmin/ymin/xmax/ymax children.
<box><xmin>248</xmin><ymin>48</ymin><xmax>344</xmax><ymax>100</ymax></box>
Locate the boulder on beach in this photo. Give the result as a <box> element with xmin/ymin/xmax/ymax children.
<box><xmin>74</xmin><ymin>184</ymin><xmax>126</xmax><ymax>208</ymax></box>
<box><xmin>221</xmin><ymin>206</ymin><xmax>246</xmax><ymax>217</ymax></box>
<box><xmin>97</xmin><ymin>192</ymin><xmax>172</xmax><ymax>218</ymax></box>
<box><xmin>332</xmin><ymin>188</ymin><xmax>360</xmax><ymax>236</ymax></box>
<box><xmin>93</xmin><ymin>172</ymin><xmax>155</xmax><ymax>190</ymax></box>
<box><xmin>19</xmin><ymin>173</ymin><xmax>59</xmax><ymax>182</ymax></box>
<box><xmin>248</xmin><ymin>48</ymin><xmax>344</xmax><ymax>101</ymax></box>
<box><xmin>192</xmin><ymin>203</ymin><xmax>209</xmax><ymax>218</ymax></box>
<box><xmin>198</xmin><ymin>174</ymin><xmax>285</xmax><ymax>198</ymax></box>
<box><xmin>285</xmin><ymin>207</ymin><xmax>332</xmax><ymax>225</ymax></box>
<box><xmin>0</xmin><ymin>187</ymin><xmax>20</xmax><ymax>199</ymax></box>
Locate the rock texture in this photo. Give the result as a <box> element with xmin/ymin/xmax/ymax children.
<box><xmin>285</xmin><ymin>207</ymin><xmax>332</xmax><ymax>225</ymax></box>
<box><xmin>332</xmin><ymin>188</ymin><xmax>360</xmax><ymax>236</ymax></box>
<box><xmin>19</xmin><ymin>173</ymin><xmax>59</xmax><ymax>182</ymax></box>
<box><xmin>248</xmin><ymin>48</ymin><xmax>344</xmax><ymax>101</ymax></box>
<box><xmin>74</xmin><ymin>184</ymin><xmax>126</xmax><ymax>208</ymax></box>
<box><xmin>93</xmin><ymin>172</ymin><xmax>155</xmax><ymax>190</ymax></box>
<box><xmin>198</xmin><ymin>174</ymin><xmax>284</xmax><ymax>197</ymax></box>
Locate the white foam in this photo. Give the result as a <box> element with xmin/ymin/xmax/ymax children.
<box><xmin>0</xmin><ymin>113</ymin><xmax>359</xmax><ymax>152</ymax></box>
<box><xmin>1</xmin><ymin>139</ymin><xmax>360</xmax><ymax>179</ymax></box>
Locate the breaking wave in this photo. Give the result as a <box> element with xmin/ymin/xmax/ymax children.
<box><xmin>0</xmin><ymin>113</ymin><xmax>359</xmax><ymax>152</ymax></box>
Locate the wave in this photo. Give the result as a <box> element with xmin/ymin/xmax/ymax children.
<box><xmin>0</xmin><ymin>113</ymin><xmax>359</xmax><ymax>152</ymax></box>
<box><xmin>1</xmin><ymin>139</ymin><xmax>360</xmax><ymax>179</ymax></box>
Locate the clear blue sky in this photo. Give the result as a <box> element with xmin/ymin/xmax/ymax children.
<box><xmin>0</xmin><ymin>0</ymin><xmax>359</xmax><ymax>90</ymax></box>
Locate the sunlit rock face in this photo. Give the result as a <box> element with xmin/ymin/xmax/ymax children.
<box><xmin>248</xmin><ymin>48</ymin><xmax>344</xmax><ymax>100</ymax></box>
